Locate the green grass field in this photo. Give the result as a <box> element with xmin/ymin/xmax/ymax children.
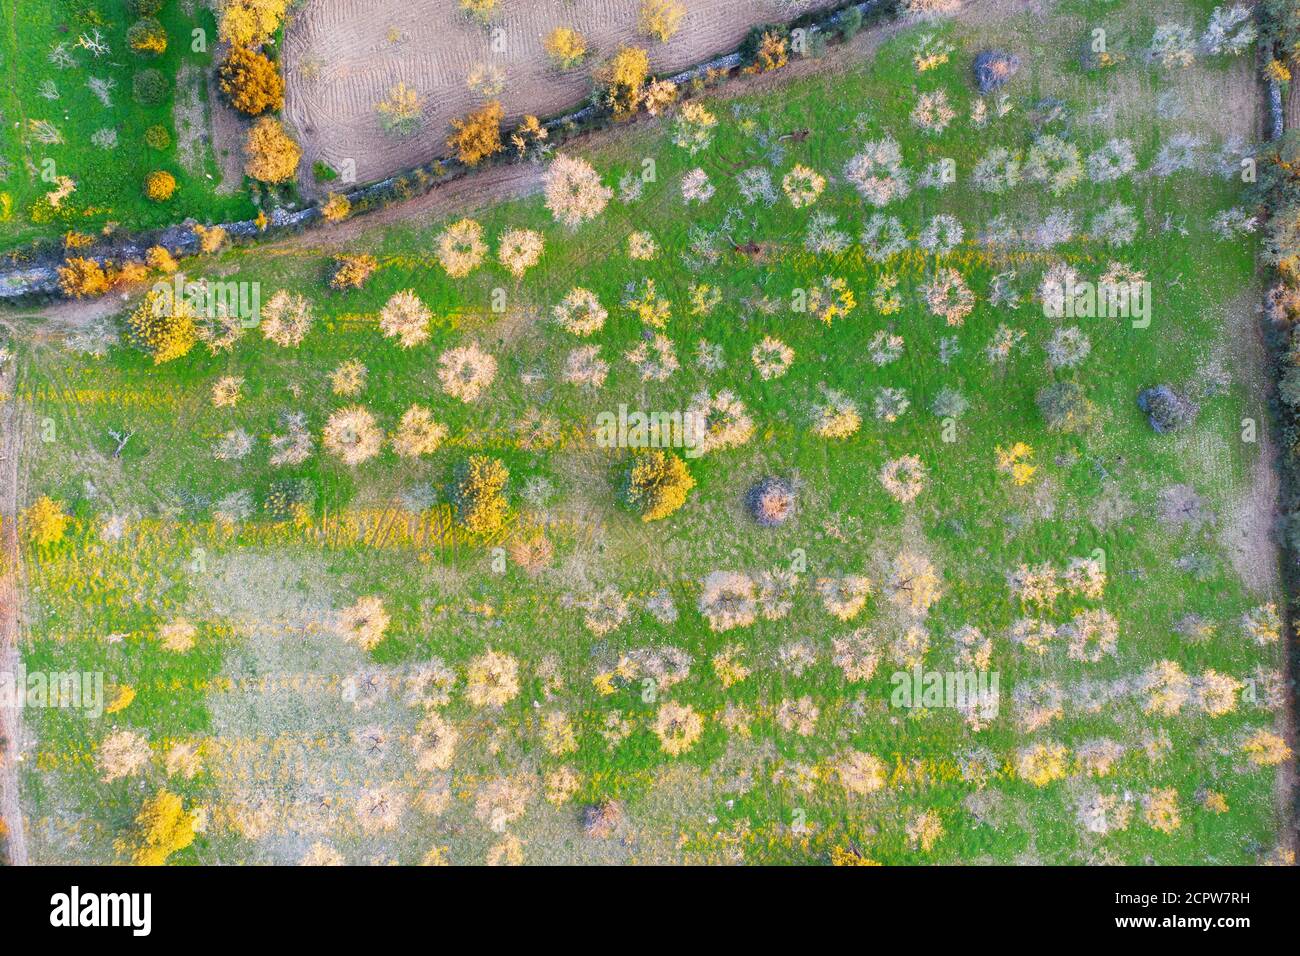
<box><xmin>8</xmin><ymin>0</ymin><xmax>1293</xmax><ymax>865</ymax></box>
<box><xmin>0</xmin><ymin>0</ymin><xmax>256</xmax><ymax>250</ymax></box>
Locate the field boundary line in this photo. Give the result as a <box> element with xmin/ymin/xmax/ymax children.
<box><xmin>0</xmin><ymin>357</ymin><xmax>28</xmax><ymax>866</ymax></box>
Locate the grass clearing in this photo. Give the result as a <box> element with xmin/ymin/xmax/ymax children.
<box><xmin>6</xmin><ymin>0</ymin><xmax>1293</xmax><ymax>866</ymax></box>
<box><xmin>0</xmin><ymin>0</ymin><xmax>256</xmax><ymax>250</ymax></box>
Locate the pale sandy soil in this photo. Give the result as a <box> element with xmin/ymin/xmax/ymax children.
<box><xmin>0</xmin><ymin>360</ymin><xmax>29</xmax><ymax>864</ymax></box>
<box><xmin>281</xmin><ymin>0</ymin><xmax>841</xmax><ymax>191</ymax></box>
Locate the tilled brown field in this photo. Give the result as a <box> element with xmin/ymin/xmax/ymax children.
<box><xmin>282</xmin><ymin>0</ymin><xmax>840</xmax><ymax>190</ymax></box>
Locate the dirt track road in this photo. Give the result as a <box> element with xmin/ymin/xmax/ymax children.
<box><xmin>0</xmin><ymin>360</ymin><xmax>28</xmax><ymax>865</ymax></box>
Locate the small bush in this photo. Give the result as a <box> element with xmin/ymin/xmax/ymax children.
<box><xmin>583</xmin><ymin>799</ymin><xmax>624</xmax><ymax>838</ymax></box>
<box><xmin>1137</xmin><ymin>385</ymin><xmax>1199</xmax><ymax>432</ymax></box>
<box><xmin>57</xmin><ymin>257</ymin><xmax>109</xmax><ymax>298</ymax></box>
<box><xmin>596</xmin><ymin>46</ymin><xmax>650</xmax><ymax>117</ymax></box>
<box><xmin>1279</xmin><ymin>365</ymin><xmax>1300</xmax><ymax>407</ymax></box>
<box><xmin>746</xmin><ymin>476</ymin><xmax>796</xmax><ymax>526</ymax></box>
<box><xmin>56</xmin><ymin>256</ymin><xmax>146</xmax><ymax>296</ymax></box>
<box><xmin>622</xmin><ymin>450</ymin><xmax>695</xmax><ymax>521</ymax></box>
<box><xmin>145</xmin><ymin>245</ymin><xmax>178</xmax><ymax>273</ymax></box>
<box><xmin>133</xmin><ymin>68</ymin><xmax>168</xmax><ymax>105</ymax></box>
<box><xmin>932</xmin><ymin>386</ymin><xmax>969</xmax><ymax>419</ymax></box>
<box><xmin>127</xmin><ymin>288</ymin><xmax>197</xmax><ymax>364</ymax></box>
<box><xmin>264</xmin><ymin>478</ymin><xmax>315</xmax><ymax>522</ymax></box>
<box><xmin>144</xmin><ymin>170</ymin><xmax>177</xmax><ymax>202</ymax></box>
<box><xmin>321</xmin><ymin>192</ymin><xmax>351</xmax><ymax>222</ymax></box>
<box><xmin>544</xmin><ymin>27</ymin><xmax>588</xmax><ymax>68</ymax></box>
<box><xmin>448</xmin><ymin>100</ymin><xmax>504</xmax><ymax>166</ymax></box>
<box><xmin>144</xmin><ymin>124</ymin><xmax>171</xmax><ymax>149</ymax></box>
<box><xmin>1283</xmin><ymin>510</ymin><xmax>1300</xmax><ymax>553</ymax></box>
<box><xmin>452</xmin><ymin>455</ymin><xmax>510</xmax><ymax>535</ymax></box>
<box><xmin>194</xmin><ymin>223</ymin><xmax>228</xmax><ymax>254</ymax></box>
<box><xmin>219</xmin><ymin>45</ymin><xmax>284</xmax><ymax>116</ymax></box>
<box><xmin>741</xmin><ymin>26</ymin><xmax>790</xmax><ymax>73</ymax></box>
<box><xmin>459</xmin><ymin>0</ymin><xmax>497</xmax><ymax>22</ymax></box>
<box><xmin>127</xmin><ymin>17</ymin><xmax>168</xmax><ymax>56</ymax></box>
<box><xmin>312</xmin><ymin>160</ymin><xmax>339</xmax><ymax>182</ymax></box>
<box><xmin>974</xmin><ymin>50</ymin><xmax>1021</xmax><ymax>93</ymax></box>
<box><xmin>128</xmin><ymin>789</ymin><xmax>198</xmax><ymax>867</ymax></box>
<box><xmin>1037</xmin><ymin>380</ymin><xmax>1096</xmax><ymax>433</ymax></box>
<box><xmin>23</xmin><ymin>495</ymin><xmax>69</xmax><ymax>546</ymax></box>
<box><xmin>638</xmin><ymin>0</ymin><xmax>685</xmax><ymax>43</ymax></box>
<box><xmin>330</xmin><ymin>254</ymin><xmax>378</xmax><ymax>290</ymax></box>
<box><xmin>376</xmin><ymin>82</ymin><xmax>423</xmax><ymax>137</ymax></box>
<box><xmin>130</xmin><ymin>0</ymin><xmax>165</xmax><ymax>14</ymax></box>
<box><xmin>836</xmin><ymin>7</ymin><xmax>864</xmax><ymax>40</ymax></box>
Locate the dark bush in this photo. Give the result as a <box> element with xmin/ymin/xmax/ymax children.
<box><xmin>740</xmin><ymin>24</ymin><xmax>789</xmax><ymax>64</ymax></box>
<box><xmin>836</xmin><ymin>7</ymin><xmax>864</xmax><ymax>41</ymax></box>
<box><xmin>133</xmin><ymin>68</ymin><xmax>168</xmax><ymax>105</ymax></box>
<box><xmin>583</xmin><ymin>799</ymin><xmax>624</xmax><ymax>839</ymax></box>
<box><xmin>974</xmin><ymin>50</ymin><xmax>1021</xmax><ymax>93</ymax></box>
<box><xmin>264</xmin><ymin>478</ymin><xmax>315</xmax><ymax>520</ymax></box>
<box><xmin>1278</xmin><ymin>365</ymin><xmax>1300</xmax><ymax>408</ymax></box>
<box><xmin>746</xmin><ymin>476</ymin><xmax>796</xmax><ymax>527</ymax></box>
<box><xmin>1283</xmin><ymin>509</ymin><xmax>1300</xmax><ymax>553</ymax></box>
<box><xmin>1137</xmin><ymin>385</ymin><xmax>1199</xmax><ymax>433</ymax></box>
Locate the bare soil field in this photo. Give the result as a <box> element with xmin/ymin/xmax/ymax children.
<box><xmin>282</xmin><ymin>0</ymin><xmax>840</xmax><ymax>190</ymax></box>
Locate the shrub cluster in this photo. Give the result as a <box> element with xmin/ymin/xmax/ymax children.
<box><xmin>1252</xmin><ymin>2</ymin><xmax>1300</xmax><ymax>564</ymax></box>
<box><xmin>621</xmin><ymin>450</ymin><xmax>695</xmax><ymax>521</ymax></box>
<box><xmin>243</xmin><ymin>116</ymin><xmax>301</xmax><ymax>183</ymax></box>
<box><xmin>144</xmin><ymin>170</ymin><xmax>177</xmax><ymax>202</ymax></box>
<box><xmin>133</xmin><ymin>68</ymin><xmax>168</xmax><ymax>105</ymax></box>
<box><xmin>127</xmin><ymin>17</ymin><xmax>168</xmax><ymax>55</ymax></box>
<box><xmin>126</xmin><ymin>289</ymin><xmax>197</xmax><ymax>364</ymax></box>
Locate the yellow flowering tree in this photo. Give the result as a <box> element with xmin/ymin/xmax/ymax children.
<box><xmin>448</xmin><ymin>101</ymin><xmax>504</xmax><ymax>166</ymax></box>
<box><xmin>23</xmin><ymin>495</ymin><xmax>70</xmax><ymax>546</ymax></box>
<box><xmin>639</xmin><ymin>0</ymin><xmax>685</xmax><ymax>43</ymax></box>
<box><xmin>243</xmin><ymin>117</ymin><xmax>301</xmax><ymax>183</ymax></box>
<box><xmin>452</xmin><ymin>455</ymin><xmax>510</xmax><ymax>535</ymax></box>
<box><xmin>544</xmin><ymin>27</ymin><xmax>588</xmax><ymax>68</ymax></box>
<box><xmin>377</xmin><ymin>82</ymin><xmax>423</xmax><ymax>136</ymax></box>
<box><xmin>218</xmin><ymin>0</ymin><xmax>289</xmax><ymax>48</ymax></box>
<box><xmin>995</xmin><ymin>442</ymin><xmax>1037</xmax><ymax>485</ymax></box>
<box><xmin>621</xmin><ymin>450</ymin><xmax>695</xmax><ymax>521</ymax></box>
<box><xmin>127</xmin><ymin>288</ymin><xmax>197</xmax><ymax>364</ymax></box>
<box><xmin>597</xmin><ymin>46</ymin><xmax>650</xmax><ymax>117</ymax></box>
<box><xmin>126</xmin><ymin>789</ymin><xmax>199</xmax><ymax>866</ymax></box>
